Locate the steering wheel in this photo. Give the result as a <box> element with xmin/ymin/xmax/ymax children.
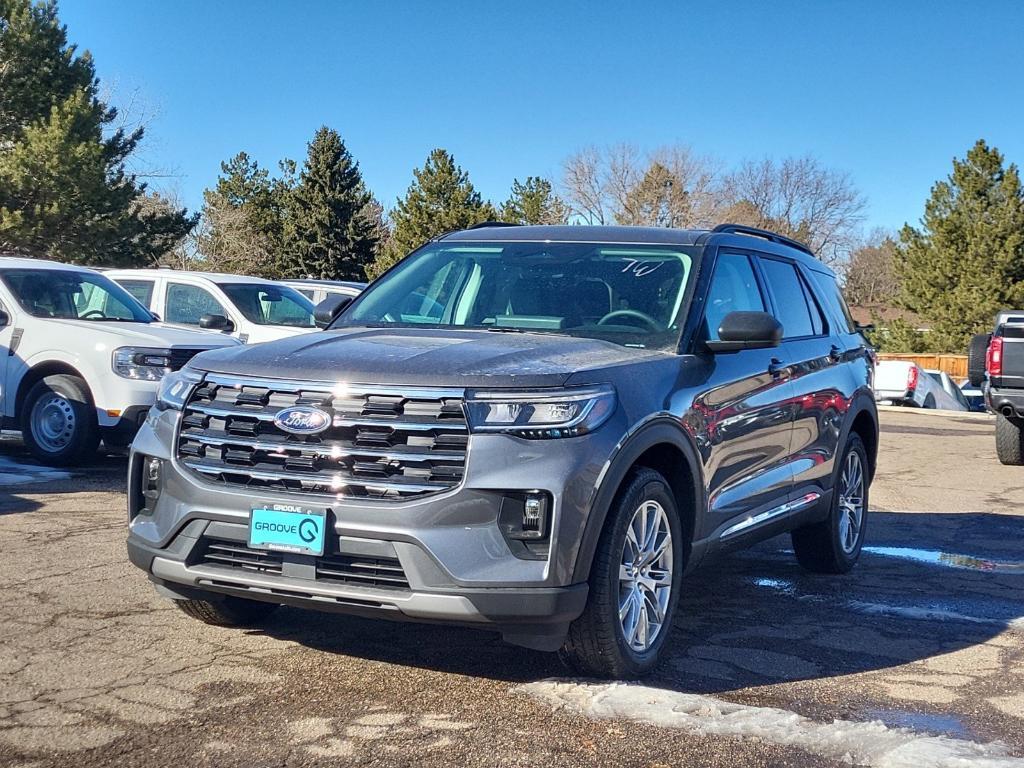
<box><xmin>597</xmin><ymin>309</ymin><xmax>662</xmax><ymax>332</ymax></box>
<box><xmin>80</xmin><ymin>309</ymin><xmax>107</xmax><ymax>319</ymax></box>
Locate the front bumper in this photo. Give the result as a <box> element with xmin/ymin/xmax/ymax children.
<box><xmin>126</xmin><ymin>405</ymin><xmax>619</xmax><ymax>649</ymax></box>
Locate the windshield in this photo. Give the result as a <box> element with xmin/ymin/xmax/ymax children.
<box><xmin>217</xmin><ymin>283</ymin><xmax>316</xmax><ymax>327</ymax></box>
<box><xmin>338</xmin><ymin>241</ymin><xmax>697</xmax><ymax>350</ymax></box>
<box><xmin>1</xmin><ymin>268</ymin><xmax>152</xmax><ymax>322</ymax></box>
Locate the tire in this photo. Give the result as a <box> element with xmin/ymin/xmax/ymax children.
<box><xmin>995</xmin><ymin>414</ymin><xmax>1024</xmax><ymax>466</ymax></box>
<box><xmin>20</xmin><ymin>374</ymin><xmax>99</xmax><ymax>466</ymax></box>
<box><xmin>175</xmin><ymin>595</ymin><xmax>280</xmax><ymax>627</ymax></box>
<box><xmin>560</xmin><ymin>468</ymin><xmax>684</xmax><ymax>678</ymax></box>
<box><xmin>923</xmin><ymin>393</ymin><xmax>936</xmax><ymax>409</ymax></box>
<box><xmin>967</xmin><ymin>333</ymin><xmax>991</xmax><ymax>387</ymax></box>
<box><xmin>792</xmin><ymin>433</ymin><xmax>869</xmax><ymax>574</ymax></box>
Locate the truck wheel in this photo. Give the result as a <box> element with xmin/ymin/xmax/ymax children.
<box><xmin>792</xmin><ymin>433</ymin><xmax>869</xmax><ymax>574</ymax></box>
<box><xmin>175</xmin><ymin>595</ymin><xmax>280</xmax><ymax>627</ymax></box>
<box><xmin>559</xmin><ymin>468</ymin><xmax>684</xmax><ymax>678</ymax></box>
<box><xmin>967</xmin><ymin>333</ymin><xmax>991</xmax><ymax>387</ymax></box>
<box><xmin>20</xmin><ymin>374</ymin><xmax>99</xmax><ymax>466</ymax></box>
<box><xmin>995</xmin><ymin>415</ymin><xmax>1024</xmax><ymax>465</ymax></box>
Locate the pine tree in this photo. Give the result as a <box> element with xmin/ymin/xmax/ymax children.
<box><xmin>197</xmin><ymin>152</ymin><xmax>287</xmax><ymax>277</ymax></box>
<box><xmin>617</xmin><ymin>162</ymin><xmax>692</xmax><ymax>227</ymax></box>
<box><xmin>284</xmin><ymin>127</ymin><xmax>376</xmax><ymax>281</ymax></box>
<box><xmin>896</xmin><ymin>140</ymin><xmax>1024</xmax><ymax>353</ymax></box>
<box><xmin>500</xmin><ymin>176</ymin><xmax>568</xmax><ymax>225</ymax></box>
<box><xmin>368</xmin><ymin>148</ymin><xmax>496</xmax><ymax>278</ymax></box>
<box><xmin>0</xmin><ymin>0</ymin><xmax>194</xmax><ymax>265</ymax></box>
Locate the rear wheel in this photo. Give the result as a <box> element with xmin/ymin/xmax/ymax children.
<box><xmin>967</xmin><ymin>333</ymin><xmax>991</xmax><ymax>387</ymax></box>
<box><xmin>20</xmin><ymin>374</ymin><xmax>98</xmax><ymax>466</ymax></box>
<box><xmin>792</xmin><ymin>434</ymin><xmax>869</xmax><ymax>574</ymax></box>
<box><xmin>995</xmin><ymin>415</ymin><xmax>1024</xmax><ymax>466</ymax></box>
<box><xmin>923</xmin><ymin>393</ymin><xmax>936</xmax><ymax>409</ymax></box>
<box><xmin>175</xmin><ymin>595</ymin><xmax>280</xmax><ymax>627</ymax></box>
<box><xmin>560</xmin><ymin>468</ymin><xmax>683</xmax><ymax>678</ymax></box>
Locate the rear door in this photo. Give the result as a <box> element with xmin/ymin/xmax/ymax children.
<box><xmin>757</xmin><ymin>256</ymin><xmax>845</xmax><ymax>496</ymax></box>
<box><xmin>115</xmin><ymin>278</ymin><xmax>157</xmax><ymax>310</ymax></box>
<box><xmin>695</xmin><ymin>250</ymin><xmax>796</xmax><ymax>530</ymax></box>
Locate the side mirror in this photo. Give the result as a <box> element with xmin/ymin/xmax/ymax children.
<box><xmin>0</xmin><ymin>309</ymin><xmax>8</xmax><ymax>328</ymax></box>
<box><xmin>314</xmin><ymin>295</ymin><xmax>352</xmax><ymax>328</ymax></box>
<box><xmin>705</xmin><ymin>311</ymin><xmax>782</xmax><ymax>353</ymax></box>
<box><xmin>150</xmin><ymin>311</ymin><xmax>161</xmax><ymax>322</ymax></box>
<box><xmin>199</xmin><ymin>313</ymin><xmax>234</xmax><ymax>332</ymax></box>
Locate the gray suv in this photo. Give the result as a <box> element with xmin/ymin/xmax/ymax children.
<box><xmin>127</xmin><ymin>224</ymin><xmax>878</xmax><ymax>678</ymax></box>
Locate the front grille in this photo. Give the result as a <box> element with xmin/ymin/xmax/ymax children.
<box><xmin>196</xmin><ymin>538</ymin><xmax>409</xmax><ymax>590</ymax></box>
<box><xmin>176</xmin><ymin>375</ymin><xmax>467</xmax><ymax>499</ymax></box>
<box><xmin>168</xmin><ymin>348</ymin><xmax>208</xmax><ymax>371</ymax></box>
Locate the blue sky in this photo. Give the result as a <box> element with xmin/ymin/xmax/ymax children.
<box><xmin>60</xmin><ymin>0</ymin><xmax>1024</xmax><ymax>233</ymax></box>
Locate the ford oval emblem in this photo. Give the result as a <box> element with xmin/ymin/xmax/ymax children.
<box><xmin>273</xmin><ymin>406</ymin><xmax>332</xmax><ymax>435</ymax></box>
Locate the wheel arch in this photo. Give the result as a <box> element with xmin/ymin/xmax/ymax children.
<box><xmin>15</xmin><ymin>361</ymin><xmax>94</xmax><ymax>422</ymax></box>
<box><xmin>571</xmin><ymin>419</ymin><xmax>704</xmax><ymax>583</ymax></box>
<box><xmin>842</xmin><ymin>391</ymin><xmax>879</xmax><ymax>483</ymax></box>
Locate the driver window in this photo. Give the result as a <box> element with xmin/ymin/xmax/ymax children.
<box><xmin>704</xmin><ymin>253</ymin><xmax>765</xmax><ymax>341</ymax></box>
<box><xmin>165</xmin><ymin>283</ymin><xmax>227</xmax><ymax>326</ymax></box>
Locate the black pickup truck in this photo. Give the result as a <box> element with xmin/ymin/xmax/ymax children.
<box><xmin>969</xmin><ymin>311</ymin><xmax>1024</xmax><ymax>464</ymax></box>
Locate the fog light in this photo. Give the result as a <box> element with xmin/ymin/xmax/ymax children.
<box><xmin>142</xmin><ymin>457</ymin><xmax>162</xmax><ymax>512</ymax></box>
<box><xmin>523</xmin><ymin>494</ymin><xmax>544</xmax><ymax>533</ymax></box>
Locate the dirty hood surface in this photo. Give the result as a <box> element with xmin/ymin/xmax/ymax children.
<box><xmin>189</xmin><ymin>327</ymin><xmax>664</xmax><ymax>388</ymax></box>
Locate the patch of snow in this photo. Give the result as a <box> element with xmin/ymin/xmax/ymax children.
<box><xmin>0</xmin><ymin>456</ymin><xmax>71</xmax><ymax>486</ymax></box>
<box><xmin>518</xmin><ymin>680</ymin><xmax>1024</xmax><ymax>768</ymax></box>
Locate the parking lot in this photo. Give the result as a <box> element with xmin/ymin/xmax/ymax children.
<box><xmin>1</xmin><ymin>408</ymin><xmax>1022</xmax><ymax>767</ymax></box>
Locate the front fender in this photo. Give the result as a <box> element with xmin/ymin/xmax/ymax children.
<box><xmin>570</xmin><ymin>416</ymin><xmax>705</xmax><ymax>583</ymax></box>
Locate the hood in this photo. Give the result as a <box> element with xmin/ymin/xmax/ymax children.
<box><xmin>190</xmin><ymin>327</ymin><xmax>665</xmax><ymax>388</ymax></box>
<box><xmin>243</xmin><ymin>324</ymin><xmax>317</xmax><ymax>344</ymax></box>
<box><xmin>43</xmin><ymin>319</ymin><xmax>240</xmax><ymax>348</ymax></box>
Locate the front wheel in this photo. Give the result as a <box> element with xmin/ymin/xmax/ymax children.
<box><xmin>560</xmin><ymin>468</ymin><xmax>684</xmax><ymax>678</ymax></box>
<box><xmin>20</xmin><ymin>374</ymin><xmax>99</xmax><ymax>466</ymax></box>
<box><xmin>175</xmin><ymin>594</ymin><xmax>280</xmax><ymax>627</ymax></box>
<box><xmin>792</xmin><ymin>433</ymin><xmax>869</xmax><ymax>574</ymax></box>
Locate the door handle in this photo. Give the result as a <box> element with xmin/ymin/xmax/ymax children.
<box><xmin>829</xmin><ymin>345</ymin><xmax>842</xmax><ymax>363</ymax></box>
<box><xmin>768</xmin><ymin>357</ymin><xmax>786</xmax><ymax>378</ymax></box>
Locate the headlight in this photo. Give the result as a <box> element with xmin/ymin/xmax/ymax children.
<box><xmin>155</xmin><ymin>368</ymin><xmax>203</xmax><ymax>411</ymax></box>
<box><xmin>465</xmin><ymin>385</ymin><xmax>616</xmax><ymax>439</ymax></box>
<box><xmin>112</xmin><ymin>347</ymin><xmax>173</xmax><ymax>381</ymax></box>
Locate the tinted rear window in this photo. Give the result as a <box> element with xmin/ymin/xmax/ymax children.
<box><xmin>809</xmin><ymin>270</ymin><xmax>856</xmax><ymax>333</ymax></box>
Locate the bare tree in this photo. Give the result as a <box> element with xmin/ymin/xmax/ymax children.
<box><xmin>560</xmin><ymin>143</ymin><xmax>724</xmax><ymax>228</ymax></box>
<box><xmin>842</xmin><ymin>228</ymin><xmax>899</xmax><ymax>306</ymax></box>
<box><xmin>194</xmin><ymin>190</ymin><xmax>281</xmax><ymax>277</ymax></box>
<box><xmin>721</xmin><ymin>155</ymin><xmax>866</xmax><ymax>265</ymax></box>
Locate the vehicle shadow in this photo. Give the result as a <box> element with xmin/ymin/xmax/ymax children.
<box><xmin>249</xmin><ymin>511</ymin><xmax>1024</xmax><ymax>690</ymax></box>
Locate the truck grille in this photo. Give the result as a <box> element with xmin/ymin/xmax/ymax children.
<box><xmin>168</xmin><ymin>348</ymin><xmax>209</xmax><ymax>371</ymax></box>
<box><xmin>196</xmin><ymin>538</ymin><xmax>410</xmax><ymax>590</ymax></box>
<box><xmin>176</xmin><ymin>375</ymin><xmax>468</xmax><ymax>499</ymax></box>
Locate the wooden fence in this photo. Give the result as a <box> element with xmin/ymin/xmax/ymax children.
<box><xmin>876</xmin><ymin>353</ymin><xmax>969</xmax><ymax>379</ymax></box>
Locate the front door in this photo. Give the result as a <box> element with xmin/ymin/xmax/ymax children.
<box><xmin>694</xmin><ymin>250</ymin><xmax>795</xmax><ymax>533</ymax></box>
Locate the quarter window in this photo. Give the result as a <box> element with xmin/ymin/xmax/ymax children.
<box><xmin>704</xmin><ymin>253</ymin><xmax>766</xmax><ymax>341</ymax></box>
<box><xmin>165</xmin><ymin>283</ymin><xmax>228</xmax><ymax>326</ymax></box>
<box><xmin>760</xmin><ymin>258</ymin><xmax>817</xmax><ymax>339</ymax></box>
<box><xmin>809</xmin><ymin>270</ymin><xmax>856</xmax><ymax>334</ymax></box>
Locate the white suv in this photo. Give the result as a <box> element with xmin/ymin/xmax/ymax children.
<box><xmin>0</xmin><ymin>257</ymin><xmax>241</xmax><ymax>465</ymax></box>
<box><xmin>106</xmin><ymin>269</ymin><xmax>319</xmax><ymax>344</ymax></box>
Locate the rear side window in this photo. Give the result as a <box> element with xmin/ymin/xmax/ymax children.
<box><xmin>759</xmin><ymin>258</ymin><xmax>817</xmax><ymax>339</ymax></box>
<box><xmin>809</xmin><ymin>270</ymin><xmax>856</xmax><ymax>333</ymax></box>
<box><xmin>704</xmin><ymin>252</ymin><xmax>766</xmax><ymax>341</ymax></box>
<box><xmin>116</xmin><ymin>279</ymin><xmax>155</xmax><ymax>309</ymax></box>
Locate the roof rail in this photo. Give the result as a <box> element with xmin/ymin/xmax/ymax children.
<box><xmin>466</xmin><ymin>221</ymin><xmax>522</xmax><ymax>230</ymax></box>
<box><xmin>711</xmin><ymin>223</ymin><xmax>814</xmax><ymax>257</ymax></box>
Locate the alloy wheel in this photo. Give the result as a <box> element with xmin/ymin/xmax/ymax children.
<box><xmin>618</xmin><ymin>499</ymin><xmax>673</xmax><ymax>652</ymax></box>
<box><xmin>837</xmin><ymin>451</ymin><xmax>865</xmax><ymax>554</ymax></box>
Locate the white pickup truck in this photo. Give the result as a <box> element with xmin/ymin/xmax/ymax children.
<box><xmin>106</xmin><ymin>269</ymin><xmax>320</xmax><ymax>345</ymax></box>
<box><xmin>0</xmin><ymin>256</ymin><xmax>241</xmax><ymax>465</ymax></box>
<box><xmin>873</xmin><ymin>359</ymin><xmax>967</xmax><ymax>411</ymax></box>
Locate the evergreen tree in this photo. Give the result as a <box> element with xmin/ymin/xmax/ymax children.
<box><xmin>283</xmin><ymin>126</ymin><xmax>376</xmax><ymax>281</ymax></box>
<box><xmin>368</xmin><ymin>148</ymin><xmax>496</xmax><ymax>278</ymax></box>
<box><xmin>197</xmin><ymin>152</ymin><xmax>287</xmax><ymax>277</ymax></box>
<box><xmin>0</xmin><ymin>0</ymin><xmax>194</xmax><ymax>265</ymax></box>
<box><xmin>500</xmin><ymin>176</ymin><xmax>568</xmax><ymax>225</ymax></box>
<box><xmin>896</xmin><ymin>140</ymin><xmax>1024</xmax><ymax>353</ymax></box>
<box><xmin>617</xmin><ymin>162</ymin><xmax>692</xmax><ymax>227</ymax></box>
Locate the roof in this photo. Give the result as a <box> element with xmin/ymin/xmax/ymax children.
<box><xmin>439</xmin><ymin>224</ymin><xmax>828</xmax><ymax>272</ymax></box>
<box><xmin>0</xmin><ymin>255</ymin><xmax>99</xmax><ymax>272</ymax></box>
<box><xmin>104</xmin><ymin>268</ymin><xmax>277</xmax><ymax>285</ymax></box>
<box><xmin>283</xmin><ymin>279</ymin><xmax>367</xmax><ymax>289</ymax></box>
